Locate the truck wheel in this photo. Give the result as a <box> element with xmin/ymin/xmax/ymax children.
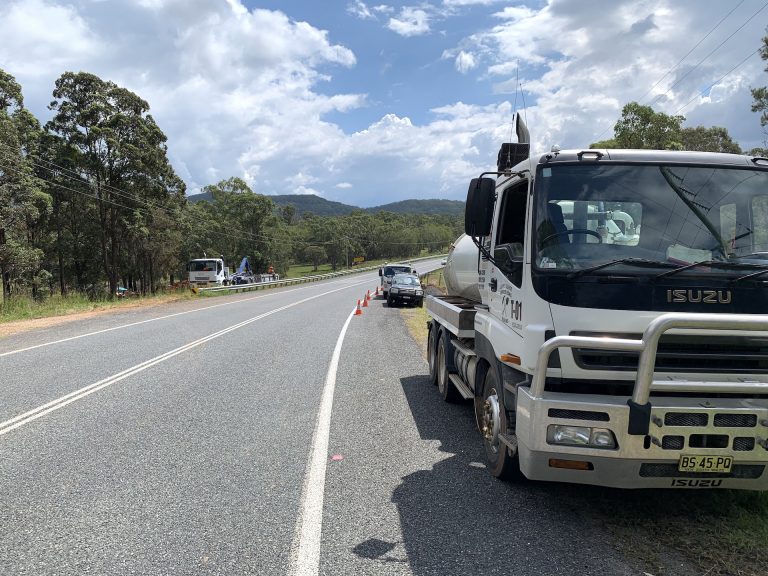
<box><xmin>417</xmin><ymin>298</ymin><xmax>424</xmax><ymax>307</ymax></box>
<box><xmin>436</xmin><ymin>332</ymin><xmax>461</xmax><ymax>402</ymax></box>
<box><xmin>476</xmin><ymin>368</ymin><xmax>521</xmax><ymax>480</ymax></box>
<box><xmin>427</xmin><ymin>325</ymin><xmax>438</xmax><ymax>386</ymax></box>
<box><xmin>387</xmin><ymin>294</ymin><xmax>394</xmax><ymax>307</ymax></box>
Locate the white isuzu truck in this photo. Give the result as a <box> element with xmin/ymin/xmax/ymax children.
<box><xmin>426</xmin><ymin>116</ymin><xmax>768</xmax><ymax>489</ymax></box>
<box><xmin>187</xmin><ymin>257</ymin><xmax>230</xmax><ymax>287</ymax></box>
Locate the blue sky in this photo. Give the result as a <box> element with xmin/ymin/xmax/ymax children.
<box><xmin>1</xmin><ymin>0</ymin><xmax>767</xmax><ymax>207</ymax></box>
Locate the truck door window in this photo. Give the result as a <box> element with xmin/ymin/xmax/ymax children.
<box><xmin>495</xmin><ymin>180</ymin><xmax>527</xmax><ymax>286</ymax></box>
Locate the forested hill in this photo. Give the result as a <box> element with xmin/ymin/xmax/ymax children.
<box><xmin>187</xmin><ymin>191</ymin><xmax>464</xmax><ymax>216</ymax></box>
<box><xmin>365</xmin><ymin>199</ymin><xmax>465</xmax><ymax>217</ymax></box>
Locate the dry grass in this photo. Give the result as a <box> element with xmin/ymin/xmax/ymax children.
<box><xmin>0</xmin><ymin>290</ymin><xmax>194</xmax><ymax>337</ymax></box>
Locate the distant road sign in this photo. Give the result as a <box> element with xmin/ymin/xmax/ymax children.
<box><xmin>353</xmin><ymin>256</ymin><xmax>365</xmax><ymax>263</ymax></box>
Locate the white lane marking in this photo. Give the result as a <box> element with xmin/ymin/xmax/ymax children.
<box><xmin>0</xmin><ymin>280</ymin><xmax>370</xmax><ymax>437</ymax></box>
<box><xmin>0</xmin><ymin>274</ymin><xmax>376</xmax><ymax>358</ymax></box>
<box><xmin>288</xmin><ymin>307</ymin><xmax>355</xmax><ymax>576</ymax></box>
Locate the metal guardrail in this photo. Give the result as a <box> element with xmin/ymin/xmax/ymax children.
<box><xmin>529</xmin><ymin>312</ymin><xmax>768</xmax><ymax>435</ymax></box>
<box><xmin>194</xmin><ymin>254</ymin><xmax>446</xmax><ymax>295</ymax></box>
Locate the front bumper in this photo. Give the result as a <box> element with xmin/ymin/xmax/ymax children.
<box><xmin>516</xmin><ymin>388</ymin><xmax>768</xmax><ymax>489</ymax></box>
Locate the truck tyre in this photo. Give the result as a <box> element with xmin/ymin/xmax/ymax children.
<box><xmin>476</xmin><ymin>368</ymin><xmax>521</xmax><ymax>480</ymax></box>
<box><xmin>436</xmin><ymin>331</ymin><xmax>461</xmax><ymax>402</ymax></box>
<box><xmin>427</xmin><ymin>325</ymin><xmax>438</xmax><ymax>386</ymax></box>
<box><xmin>387</xmin><ymin>294</ymin><xmax>394</xmax><ymax>307</ymax></box>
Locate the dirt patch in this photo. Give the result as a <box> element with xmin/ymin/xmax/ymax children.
<box><xmin>0</xmin><ymin>294</ymin><xmax>192</xmax><ymax>339</ymax></box>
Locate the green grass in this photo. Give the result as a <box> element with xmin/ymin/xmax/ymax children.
<box><xmin>285</xmin><ymin>253</ymin><xmax>444</xmax><ymax>279</ymax></box>
<box><xmin>571</xmin><ymin>486</ymin><xmax>768</xmax><ymax>575</ymax></box>
<box><xmin>0</xmin><ymin>290</ymin><xmax>193</xmax><ymax>323</ymax></box>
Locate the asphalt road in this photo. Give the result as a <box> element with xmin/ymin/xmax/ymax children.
<box><xmin>0</xmin><ymin>261</ymin><xmax>659</xmax><ymax>575</ymax></box>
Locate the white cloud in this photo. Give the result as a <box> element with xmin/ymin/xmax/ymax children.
<box><xmin>0</xmin><ymin>0</ymin><xmax>103</xmax><ymax>78</ymax></box>
<box><xmin>455</xmin><ymin>51</ymin><xmax>477</xmax><ymax>73</ymax></box>
<box><xmin>443</xmin><ymin>0</ymin><xmax>505</xmax><ymax>5</ymax></box>
<box><xmin>388</xmin><ymin>7</ymin><xmax>430</xmax><ymax>37</ymax></box>
<box><xmin>2</xmin><ymin>0</ymin><xmax>766</xmax><ymax>209</ymax></box>
<box><xmin>347</xmin><ymin>0</ymin><xmax>374</xmax><ymax>20</ymax></box>
<box><xmin>445</xmin><ymin>0</ymin><xmax>767</xmax><ymax>154</ymax></box>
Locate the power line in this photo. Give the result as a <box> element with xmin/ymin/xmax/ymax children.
<box><xmin>672</xmin><ymin>46</ymin><xmax>764</xmax><ymax>117</ymax></box>
<box><xmin>591</xmin><ymin>0</ymin><xmax>766</xmax><ymax>143</ymax></box>
<box><xmin>28</xmin><ymin>156</ymin><xmax>453</xmax><ymax>247</ymax></box>
<box><xmin>638</xmin><ymin>1</ymin><xmax>746</xmax><ymax>105</ymax></box>
<box><xmin>648</xmin><ymin>0</ymin><xmax>768</xmax><ymax>108</ymax></box>
<box><xmin>1</xmin><ymin>151</ymin><xmax>456</xmax><ymax>251</ymax></box>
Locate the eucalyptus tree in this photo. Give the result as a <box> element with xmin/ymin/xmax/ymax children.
<box><xmin>46</xmin><ymin>71</ymin><xmax>183</xmax><ymax>296</ymax></box>
<box><xmin>0</xmin><ymin>69</ymin><xmax>48</xmax><ymax>301</ymax></box>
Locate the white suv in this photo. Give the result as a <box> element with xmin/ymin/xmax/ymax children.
<box><xmin>378</xmin><ymin>263</ymin><xmax>415</xmax><ymax>296</ymax></box>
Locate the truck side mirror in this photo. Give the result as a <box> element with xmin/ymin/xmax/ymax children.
<box><xmin>465</xmin><ymin>177</ymin><xmax>495</xmax><ymax>237</ymax></box>
<box><xmin>378</xmin><ymin>269</ymin><xmax>382</xmax><ymax>277</ymax></box>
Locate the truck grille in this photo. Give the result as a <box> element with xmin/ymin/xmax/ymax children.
<box><xmin>713</xmin><ymin>414</ymin><xmax>757</xmax><ymax>427</ymax></box>
<box><xmin>733</xmin><ymin>437</ymin><xmax>755</xmax><ymax>451</ymax></box>
<box><xmin>639</xmin><ymin>463</ymin><xmax>765</xmax><ymax>479</ymax></box>
<box><xmin>571</xmin><ymin>333</ymin><xmax>768</xmax><ymax>373</ymax></box>
<box><xmin>665</xmin><ymin>412</ymin><xmax>707</xmax><ymax>427</ymax></box>
<box><xmin>661</xmin><ymin>436</ymin><xmax>684</xmax><ymax>450</ymax></box>
<box><xmin>547</xmin><ymin>408</ymin><xmax>610</xmax><ymax>422</ymax></box>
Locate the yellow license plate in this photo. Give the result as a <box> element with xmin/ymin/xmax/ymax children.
<box><xmin>678</xmin><ymin>454</ymin><xmax>733</xmax><ymax>473</ymax></box>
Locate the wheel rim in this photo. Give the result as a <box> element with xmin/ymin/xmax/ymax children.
<box><xmin>481</xmin><ymin>388</ymin><xmax>501</xmax><ymax>454</ymax></box>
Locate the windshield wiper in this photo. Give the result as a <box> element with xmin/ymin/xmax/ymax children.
<box><xmin>730</xmin><ymin>267</ymin><xmax>768</xmax><ymax>284</ymax></box>
<box><xmin>659</xmin><ymin>166</ymin><xmax>729</xmax><ymax>258</ymax></box>
<box><xmin>655</xmin><ymin>260</ymin><xmax>767</xmax><ymax>279</ymax></box>
<box><xmin>567</xmin><ymin>258</ymin><xmax>675</xmax><ymax>279</ymax></box>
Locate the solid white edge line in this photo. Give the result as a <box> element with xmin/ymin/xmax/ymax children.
<box><xmin>0</xmin><ymin>280</ymin><xmax>371</xmax><ymax>436</ymax></box>
<box><xmin>288</xmin><ymin>307</ymin><xmax>355</xmax><ymax>576</ymax></box>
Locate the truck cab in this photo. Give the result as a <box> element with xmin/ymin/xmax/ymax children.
<box><xmin>426</xmin><ymin>118</ymin><xmax>768</xmax><ymax>490</ymax></box>
<box><xmin>188</xmin><ymin>258</ymin><xmax>229</xmax><ymax>287</ymax></box>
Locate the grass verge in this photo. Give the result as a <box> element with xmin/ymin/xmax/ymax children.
<box><xmin>398</xmin><ymin>267</ymin><xmax>768</xmax><ymax>576</ymax></box>
<box><xmin>0</xmin><ymin>290</ymin><xmax>194</xmax><ymax>324</ymax></box>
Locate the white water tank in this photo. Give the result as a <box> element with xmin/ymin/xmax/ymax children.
<box><xmin>444</xmin><ymin>234</ymin><xmax>481</xmax><ymax>302</ymax></box>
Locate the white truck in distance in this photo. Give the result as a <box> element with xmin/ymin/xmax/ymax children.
<box><xmin>426</xmin><ymin>115</ymin><xmax>768</xmax><ymax>490</ymax></box>
<box><xmin>188</xmin><ymin>257</ymin><xmax>229</xmax><ymax>287</ymax></box>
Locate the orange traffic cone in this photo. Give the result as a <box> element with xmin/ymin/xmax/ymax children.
<box><xmin>362</xmin><ymin>296</ymin><xmax>369</xmax><ymax>307</ymax></box>
<box><xmin>375</xmin><ymin>286</ymin><xmax>380</xmax><ymax>296</ymax></box>
<box><xmin>365</xmin><ymin>290</ymin><xmax>371</xmax><ymax>301</ymax></box>
<box><xmin>355</xmin><ymin>300</ymin><xmax>363</xmax><ymax>315</ymax></box>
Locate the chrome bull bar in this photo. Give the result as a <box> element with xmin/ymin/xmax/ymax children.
<box><xmin>530</xmin><ymin>313</ymin><xmax>768</xmax><ymax>436</ymax></box>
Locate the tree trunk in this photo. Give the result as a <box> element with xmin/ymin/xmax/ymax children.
<box><xmin>0</xmin><ymin>228</ymin><xmax>9</xmax><ymax>301</ymax></box>
<box><xmin>54</xmin><ymin>196</ymin><xmax>66</xmax><ymax>296</ymax></box>
<box><xmin>149</xmin><ymin>256</ymin><xmax>155</xmax><ymax>295</ymax></box>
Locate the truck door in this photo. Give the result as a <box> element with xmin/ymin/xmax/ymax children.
<box><xmin>488</xmin><ymin>179</ymin><xmax>528</xmax><ymax>332</ymax></box>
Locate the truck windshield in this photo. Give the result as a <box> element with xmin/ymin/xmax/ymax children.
<box><xmin>188</xmin><ymin>260</ymin><xmax>217</xmax><ymax>272</ymax></box>
<box><xmin>533</xmin><ymin>163</ymin><xmax>768</xmax><ymax>277</ymax></box>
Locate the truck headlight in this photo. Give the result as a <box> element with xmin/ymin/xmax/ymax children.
<box><xmin>547</xmin><ymin>425</ymin><xmax>616</xmax><ymax>449</ymax></box>
<box><xmin>548</xmin><ymin>425</ymin><xmax>590</xmax><ymax>446</ymax></box>
<box><xmin>415</xmin><ymin>289</ymin><xmax>423</xmax><ymax>295</ymax></box>
<box><xmin>391</xmin><ymin>287</ymin><xmax>399</xmax><ymax>293</ymax></box>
